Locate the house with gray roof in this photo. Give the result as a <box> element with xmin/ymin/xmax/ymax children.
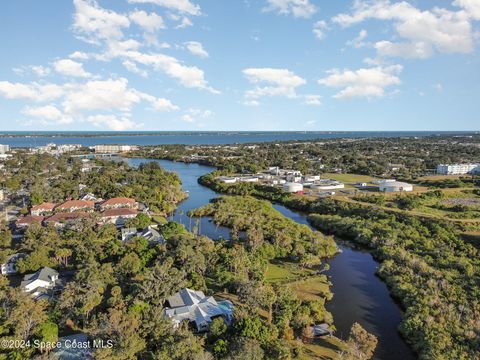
<box><xmin>1</xmin><ymin>253</ymin><xmax>25</xmax><ymax>275</ymax></box>
<box><xmin>20</xmin><ymin>267</ymin><xmax>61</xmax><ymax>300</ymax></box>
<box><xmin>164</xmin><ymin>288</ymin><xmax>233</xmax><ymax>332</ymax></box>
<box><xmin>121</xmin><ymin>226</ymin><xmax>164</xmax><ymax>244</ymax></box>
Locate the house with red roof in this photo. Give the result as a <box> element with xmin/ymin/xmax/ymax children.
<box><xmin>44</xmin><ymin>212</ymin><xmax>91</xmax><ymax>229</ymax></box>
<box><xmin>99</xmin><ymin>197</ymin><xmax>137</xmax><ymax>211</ymax></box>
<box><xmin>16</xmin><ymin>215</ymin><xmax>44</xmax><ymax>229</ymax></box>
<box><xmin>31</xmin><ymin>202</ymin><xmax>56</xmax><ymax>216</ymax></box>
<box><xmin>55</xmin><ymin>200</ymin><xmax>95</xmax><ymax>213</ymax></box>
<box><xmin>100</xmin><ymin>208</ymin><xmax>138</xmax><ymax>226</ymax></box>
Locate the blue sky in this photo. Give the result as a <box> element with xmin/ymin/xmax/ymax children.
<box><xmin>0</xmin><ymin>0</ymin><xmax>479</xmax><ymax>131</ymax></box>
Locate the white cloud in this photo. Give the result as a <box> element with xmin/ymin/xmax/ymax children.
<box><xmin>69</xmin><ymin>51</ymin><xmax>90</xmax><ymax>60</ymax></box>
<box><xmin>181</xmin><ymin>108</ymin><xmax>213</xmax><ymax>123</ymax></box>
<box><xmin>62</xmin><ymin>78</ymin><xmax>141</xmax><ymax>113</ymax></box>
<box><xmin>347</xmin><ymin>29</ymin><xmax>368</xmax><ymax>48</ymax></box>
<box><xmin>332</xmin><ymin>0</ymin><xmax>475</xmax><ymax>58</ymax></box>
<box><xmin>243</xmin><ymin>68</ymin><xmax>306</xmax><ymax>100</ymax></box>
<box><xmin>454</xmin><ymin>0</ymin><xmax>480</xmax><ymax>20</ymax></box>
<box><xmin>318</xmin><ymin>65</ymin><xmax>403</xmax><ymax>99</ymax></box>
<box><xmin>53</xmin><ymin>59</ymin><xmax>92</xmax><ymax>78</ymax></box>
<box><xmin>0</xmin><ymin>81</ymin><xmax>64</xmax><ymax>102</ymax></box>
<box><xmin>22</xmin><ymin>105</ymin><xmax>73</xmax><ymax>124</ymax></box>
<box><xmin>73</xmin><ymin>0</ymin><xmax>130</xmax><ymax>44</ymax></box>
<box><xmin>264</xmin><ymin>0</ymin><xmax>316</xmax><ymax>18</ymax></box>
<box><xmin>129</xmin><ymin>10</ymin><xmax>165</xmax><ymax>32</ymax></box>
<box><xmin>150</xmin><ymin>97</ymin><xmax>179</xmax><ymax>112</ymax></box>
<box><xmin>184</xmin><ymin>41</ymin><xmax>209</xmax><ymax>58</ymax></box>
<box><xmin>175</xmin><ymin>16</ymin><xmax>193</xmax><ymax>29</ymax></box>
<box><xmin>374</xmin><ymin>40</ymin><xmax>433</xmax><ymax>59</ymax></box>
<box><xmin>433</xmin><ymin>83</ymin><xmax>443</xmax><ymax>92</ymax></box>
<box><xmin>12</xmin><ymin>65</ymin><xmax>50</xmax><ymax>77</ymax></box>
<box><xmin>313</xmin><ymin>21</ymin><xmax>329</xmax><ymax>40</ymax></box>
<box><xmin>87</xmin><ymin>114</ymin><xmax>140</xmax><ymax>130</ymax></box>
<box><xmin>30</xmin><ymin>66</ymin><xmax>51</xmax><ymax>77</ymax></box>
<box><xmin>243</xmin><ymin>100</ymin><xmax>260</xmax><ymax>106</ymax></box>
<box><xmin>69</xmin><ymin>0</ymin><xmax>216</xmax><ymax>92</ymax></box>
<box><xmin>124</xmin><ymin>51</ymin><xmax>218</xmax><ymax>92</ymax></box>
<box><xmin>122</xmin><ymin>60</ymin><xmax>148</xmax><ymax>77</ymax></box>
<box><xmin>304</xmin><ymin>94</ymin><xmax>322</xmax><ymax>105</ymax></box>
<box><xmin>127</xmin><ymin>0</ymin><xmax>201</xmax><ymax>16</ymax></box>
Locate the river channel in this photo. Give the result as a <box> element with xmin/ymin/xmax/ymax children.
<box><xmin>128</xmin><ymin>158</ymin><xmax>415</xmax><ymax>360</ymax></box>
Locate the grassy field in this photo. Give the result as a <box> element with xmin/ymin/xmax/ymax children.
<box><xmin>321</xmin><ymin>173</ymin><xmax>376</xmax><ymax>184</ymax></box>
<box><xmin>299</xmin><ymin>337</ymin><xmax>346</xmax><ymax>360</ymax></box>
<box><xmin>265</xmin><ymin>260</ymin><xmax>315</xmax><ymax>283</ymax></box>
<box><xmin>289</xmin><ymin>276</ymin><xmax>331</xmax><ymax>301</ymax></box>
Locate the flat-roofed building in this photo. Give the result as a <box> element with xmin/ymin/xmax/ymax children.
<box><xmin>436</xmin><ymin>163</ymin><xmax>480</xmax><ymax>175</ymax></box>
<box><xmin>93</xmin><ymin>145</ymin><xmax>138</xmax><ymax>153</ymax></box>
<box><xmin>0</xmin><ymin>144</ymin><xmax>10</xmax><ymax>154</ymax></box>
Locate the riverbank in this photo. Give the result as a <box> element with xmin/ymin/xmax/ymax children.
<box><xmin>127</xmin><ymin>158</ymin><xmax>416</xmax><ymax>360</ymax></box>
<box><xmin>196</xmin><ymin>169</ymin><xmax>480</xmax><ymax>359</ymax></box>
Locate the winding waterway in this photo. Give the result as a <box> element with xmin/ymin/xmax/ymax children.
<box><xmin>128</xmin><ymin>158</ymin><xmax>416</xmax><ymax>360</ymax></box>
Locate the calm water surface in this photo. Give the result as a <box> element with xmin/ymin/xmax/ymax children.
<box><xmin>0</xmin><ymin>130</ymin><xmax>470</xmax><ymax>147</ymax></box>
<box><xmin>128</xmin><ymin>158</ymin><xmax>415</xmax><ymax>360</ymax></box>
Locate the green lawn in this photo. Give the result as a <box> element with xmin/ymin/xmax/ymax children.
<box><xmin>300</xmin><ymin>337</ymin><xmax>345</xmax><ymax>360</ymax></box>
<box><xmin>265</xmin><ymin>260</ymin><xmax>315</xmax><ymax>283</ymax></box>
<box><xmin>289</xmin><ymin>276</ymin><xmax>331</xmax><ymax>301</ymax></box>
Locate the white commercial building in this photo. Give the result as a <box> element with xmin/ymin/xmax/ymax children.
<box><xmin>93</xmin><ymin>145</ymin><xmax>138</xmax><ymax>153</ymax></box>
<box><xmin>436</xmin><ymin>163</ymin><xmax>480</xmax><ymax>175</ymax></box>
<box><xmin>0</xmin><ymin>144</ymin><xmax>10</xmax><ymax>154</ymax></box>
<box><xmin>378</xmin><ymin>180</ymin><xmax>413</xmax><ymax>192</ymax></box>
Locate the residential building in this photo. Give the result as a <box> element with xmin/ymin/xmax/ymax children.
<box><xmin>121</xmin><ymin>227</ymin><xmax>138</xmax><ymax>242</ymax></box>
<box><xmin>31</xmin><ymin>202</ymin><xmax>56</xmax><ymax>216</ymax></box>
<box><xmin>44</xmin><ymin>212</ymin><xmax>91</xmax><ymax>228</ymax></box>
<box><xmin>1</xmin><ymin>253</ymin><xmax>25</xmax><ymax>275</ymax></box>
<box><xmin>0</xmin><ymin>189</ymin><xmax>4</xmax><ymax>201</ymax></box>
<box><xmin>164</xmin><ymin>288</ymin><xmax>234</xmax><ymax>332</ymax></box>
<box><xmin>16</xmin><ymin>215</ymin><xmax>44</xmax><ymax>229</ymax></box>
<box><xmin>139</xmin><ymin>226</ymin><xmax>164</xmax><ymax>243</ymax></box>
<box><xmin>121</xmin><ymin>226</ymin><xmax>164</xmax><ymax>243</ymax></box>
<box><xmin>53</xmin><ymin>334</ymin><xmax>92</xmax><ymax>359</ymax></box>
<box><xmin>101</xmin><ymin>208</ymin><xmax>138</xmax><ymax>226</ymax></box>
<box><xmin>93</xmin><ymin>144</ymin><xmax>138</xmax><ymax>153</ymax></box>
<box><xmin>20</xmin><ymin>267</ymin><xmax>60</xmax><ymax>300</ymax></box>
<box><xmin>55</xmin><ymin>200</ymin><xmax>95</xmax><ymax>212</ymax></box>
<box><xmin>378</xmin><ymin>180</ymin><xmax>413</xmax><ymax>192</ymax></box>
<box><xmin>0</xmin><ymin>144</ymin><xmax>10</xmax><ymax>154</ymax></box>
<box><xmin>99</xmin><ymin>197</ymin><xmax>137</xmax><ymax>210</ymax></box>
<box><xmin>436</xmin><ymin>163</ymin><xmax>480</xmax><ymax>175</ymax></box>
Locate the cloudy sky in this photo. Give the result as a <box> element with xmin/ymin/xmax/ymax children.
<box><xmin>0</xmin><ymin>0</ymin><xmax>479</xmax><ymax>131</ymax></box>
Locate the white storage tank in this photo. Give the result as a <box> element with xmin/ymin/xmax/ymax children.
<box><xmin>378</xmin><ymin>181</ymin><xmax>413</xmax><ymax>192</ymax></box>
<box><xmin>283</xmin><ymin>182</ymin><xmax>304</xmax><ymax>193</ymax></box>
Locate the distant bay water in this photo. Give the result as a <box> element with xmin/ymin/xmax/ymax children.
<box><xmin>0</xmin><ymin>131</ymin><xmax>476</xmax><ymax>147</ymax></box>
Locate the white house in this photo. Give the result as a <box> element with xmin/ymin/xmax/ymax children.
<box><xmin>101</xmin><ymin>208</ymin><xmax>138</xmax><ymax>226</ymax></box>
<box><xmin>378</xmin><ymin>180</ymin><xmax>413</xmax><ymax>192</ymax></box>
<box><xmin>20</xmin><ymin>267</ymin><xmax>60</xmax><ymax>299</ymax></box>
<box><xmin>1</xmin><ymin>253</ymin><xmax>25</xmax><ymax>275</ymax></box>
<box><xmin>121</xmin><ymin>226</ymin><xmax>164</xmax><ymax>243</ymax></box>
<box><xmin>164</xmin><ymin>289</ymin><xmax>234</xmax><ymax>332</ymax></box>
